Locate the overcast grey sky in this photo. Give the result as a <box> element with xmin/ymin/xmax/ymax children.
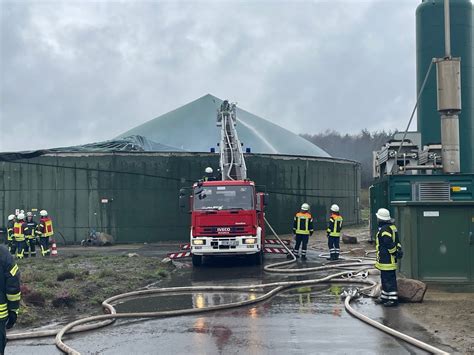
<box><xmin>1</xmin><ymin>0</ymin><xmax>417</xmax><ymax>152</ymax></box>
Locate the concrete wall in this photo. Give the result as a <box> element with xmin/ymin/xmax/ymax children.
<box><xmin>0</xmin><ymin>152</ymin><xmax>360</xmax><ymax>243</ymax></box>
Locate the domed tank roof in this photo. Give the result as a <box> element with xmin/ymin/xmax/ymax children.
<box><xmin>118</xmin><ymin>94</ymin><xmax>330</xmax><ymax>157</ymax></box>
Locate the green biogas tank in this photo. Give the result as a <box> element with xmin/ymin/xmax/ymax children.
<box><xmin>416</xmin><ymin>0</ymin><xmax>473</xmax><ymax>173</ymax></box>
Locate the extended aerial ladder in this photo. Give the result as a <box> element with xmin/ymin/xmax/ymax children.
<box><xmin>173</xmin><ymin>99</ymin><xmax>288</xmax><ymax>264</ymax></box>
<box><xmin>216</xmin><ymin>100</ymin><xmax>247</xmax><ymax>180</ymax></box>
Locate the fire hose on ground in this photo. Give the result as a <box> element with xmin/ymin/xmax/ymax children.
<box><xmin>6</xmin><ymin>218</ymin><xmax>449</xmax><ymax>355</ymax></box>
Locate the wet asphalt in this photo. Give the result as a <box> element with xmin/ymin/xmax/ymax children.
<box><xmin>7</xmin><ymin>249</ymin><xmax>455</xmax><ymax>355</ymax></box>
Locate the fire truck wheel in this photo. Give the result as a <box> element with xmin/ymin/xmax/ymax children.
<box><xmin>192</xmin><ymin>254</ymin><xmax>203</xmax><ymax>267</ymax></box>
<box><xmin>254</xmin><ymin>251</ymin><xmax>263</xmax><ymax>265</ymax></box>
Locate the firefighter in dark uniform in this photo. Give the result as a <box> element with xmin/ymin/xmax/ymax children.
<box><xmin>6</xmin><ymin>216</ymin><xmax>15</xmax><ymax>255</ymax></box>
<box><xmin>36</xmin><ymin>210</ymin><xmax>54</xmax><ymax>256</ymax></box>
<box><xmin>203</xmin><ymin>167</ymin><xmax>216</xmax><ymax>181</ymax></box>
<box><xmin>290</xmin><ymin>203</ymin><xmax>314</xmax><ymax>260</ymax></box>
<box><xmin>326</xmin><ymin>204</ymin><xmax>343</xmax><ymax>260</ymax></box>
<box><xmin>24</xmin><ymin>212</ymin><xmax>38</xmax><ymax>258</ymax></box>
<box><xmin>12</xmin><ymin>214</ymin><xmax>28</xmax><ymax>260</ymax></box>
<box><xmin>0</xmin><ymin>244</ymin><xmax>21</xmax><ymax>353</ymax></box>
<box><xmin>374</xmin><ymin>208</ymin><xmax>403</xmax><ymax>307</ymax></box>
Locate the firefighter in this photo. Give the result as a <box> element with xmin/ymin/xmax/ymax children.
<box><xmin>0</xmin><ymin>244</ymin><xmax>21</xmax><ymax>353</ymax></box>
<box><xmin>24</xmin><ymin>212</ymin><xmax>38</xmax><ymax>258</ymax></box>
<box><xmin>6</xmin><ymin>215</ymin><xmax>15</xmax><ymax>255</ymax></box>
<box><xmin>326</xmin><ymin>204</ymin><xmax>343</xmax><ymax>260</ymax></box>
<box><xmin>374</xmin><ymin>208</ymin><xmax>403</xmax><ymax>307</ymax></box>
<box><xmin>12</xmin><ymin>214</ymin><xmax>28</xmax><ymax>260</ymax></box>
<box><xmin>203</xmin><ymin>167</ymin><xmax>216</xmax><ymax>181</ymax></box>
<box><xmin>290</xmin><ymin>203</ymin><xmax>314</xmax><ymax>260</ymax></box>
<box><xmin>36</xmin><ymin>210</ymin><xmax>54</xmax><ymax>256</ymax></box>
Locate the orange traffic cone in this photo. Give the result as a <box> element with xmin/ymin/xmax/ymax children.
<box><xmin>51</xmin><ymin>240</ymin><xmax>58</xmax><ymax>257</ymax></box>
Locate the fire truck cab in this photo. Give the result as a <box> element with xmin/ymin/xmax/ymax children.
<box><xmin>181</xmin><ymin>180</ymin><xmax>267</xmax><ymax>266</ymax></box>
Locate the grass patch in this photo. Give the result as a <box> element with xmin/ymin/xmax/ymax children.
<box><xmin>156</xmin><ymin>268</ymin><xmax>169</xmax><ymax>278</ymax></box>
<box><xmin>98</xmin><ymin>268</ymin><xmax>115</xmax><ymax>278</ymax></box>
<box><xmin>16</xmin><ymin>254</ymin><xmax>173</xmax><ymax>328</ymax></box>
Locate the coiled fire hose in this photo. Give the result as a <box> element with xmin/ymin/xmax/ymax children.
<box><xmin>7</xmin><ymin>218</ymin><xmax>449</xmax><ymax>355</ymax></box>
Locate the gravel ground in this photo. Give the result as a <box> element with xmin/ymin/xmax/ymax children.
<box><xmin>402</xmin><ymin>288</ymin><xmax>474</xmax><ymax>354</ymax></box>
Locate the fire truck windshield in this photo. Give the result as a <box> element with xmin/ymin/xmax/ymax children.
<box><xmin>193</xmin><ymin>185</ymin><xmax>254</xmax><ymax>210</ymax></box>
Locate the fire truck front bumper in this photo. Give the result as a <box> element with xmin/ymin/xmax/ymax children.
<box><xmin>191</xmin><ymin>236</ymin><xmax>261</xmax><ymax>255</ymax></box>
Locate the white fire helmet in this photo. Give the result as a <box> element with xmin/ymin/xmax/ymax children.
<box><xmin>40</xmin><ymin>210</ymin><xmax>48</xmax><ymax>217</ymax></box>
<box><xmin>330</xmin><ymin>204</ymin><xmax>340</xmax><ymax>212</ymax></box>
<box><xmin>8</xmin><ymin>214</ymin><xmax>15</xmax><ymax>221</ymax></box>
<box><xmin>205</xmin><ymin>167</ymin><xmax>213</xmax><ymax>174</ymax></box>
<box><xmin>301</xmin><ymin>203</ymin><xmax>310</xmax><ymax>211</ymax></box>
<box><xmin>17</xmin><ymin>213</ymin><xmax>25</xmax><ymax>220</ymax></box>
<box><xmin>26</xmin><ymin>211</ymin><xmax>33</xmax><ymax>217</ymax></box>
<box><xmin>376</xmin><ymin>208</ymin><xmax>391</xmax><ymax>221</ymax></box>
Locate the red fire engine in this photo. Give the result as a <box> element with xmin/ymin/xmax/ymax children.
<box><xmin>180</xmin><ymin>100</ymin><xmax>267</xmax><ymax>266</ymax></box>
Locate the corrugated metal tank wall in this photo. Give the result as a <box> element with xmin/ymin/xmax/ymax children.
<box><xmin>0</xmin><ymin>153</ymin><xmax>360</xmax><ymax>243</ymax></box>
<box><xmin>416</xmin><ymin>0</ymin><xmax>473</xmax><ymax>173</ymax></box>
<box><xmin>247</xmin><ymin>155</ymin><xmax>361</xmax><ymax>233</ymax></box>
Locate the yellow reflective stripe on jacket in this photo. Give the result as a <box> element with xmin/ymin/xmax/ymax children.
<box><xmin>375</xmin><ymin>224</ymin><xmax>397</xmax><ymax>271</ymax></box>
<box><xmin>295</xmin><ymin>217</ymin><xmax>310</xmax><ymax>234</ymax></box>
<box><xmin>375</xmin><ymin>261</ymin><xmax>397</xmax><ymax>271</ymax></box>
<box><xmin>387</xmin><ymin>225</ymin><xmax>398</xmax><ymax>254</ymax></box>
<box><xmin>7</xmin><ymin>292</ymin><xmax>21</xmax><ymax>302</ymax></box>
<box><xmin>295</xmin><ymin>213</ymin><xmax>312</xmax><ymax>235</ymax></box>
<box><xmin>7</xmin><ymin>228</ymin><xmax>13</xmax><ymax>241</ymax></box>
<box><xmin>0</xmin><ymin>303</ymin><xmax>8</xmax><ymax>319</ymax></box>
<box><xmin>13</xmin><ymin>222</ymin><xmax>26</xmax><ymax>240</ymax></box>
<box><xmin>10</xmin><ymin>264</ymin><xmax>19</xmax><ymax>277</ymax></box>
<box><xmin>328</xmin><ymin>215</ymin><xmax>343</xmax><ymax>237</ymax></box>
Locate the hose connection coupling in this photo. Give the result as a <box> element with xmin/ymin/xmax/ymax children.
<box><xmin>340</xmin><ymin>287</ymin><xmax>359</xmax><ymax>300</ymax></box>
<box><xmin>343</xmin><ymin>271</ymin><xmax>368</xmax><ymax>279</ymax></box>
<box><xmin>355</xmin><ymin>271</ymin><xmax>369</xmax><ymax>279</ymax></box>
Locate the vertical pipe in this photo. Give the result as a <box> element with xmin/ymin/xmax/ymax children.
<box><xmin>444</xmin><ymin>0</ymin><xmax>451</xmax><ymax>58</ymax></box>
<box><xmin>441</xmin><ymin>114</ymin><xmax>461</xmax><ymax>173</ymax></box>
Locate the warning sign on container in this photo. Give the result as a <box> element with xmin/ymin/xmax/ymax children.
<box><xmin>423</xmin><ymin>211</ymin><xmax>439</xmax><ymax>217</ymax></box>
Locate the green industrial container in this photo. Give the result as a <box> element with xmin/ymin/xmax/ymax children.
<box><xmin>392</xmin><ymin>201</ymin><xmax>474</xmax><ymax>282</ymax></box>
<box><xmin>416</xmin><ymin>0</ymin><xmax>474</xmax><ymax>173</ymax></box>
<box><xmin>369</xmin><ymin>174</ymin><xmax>474</xmax><ymax>238</ymax></box>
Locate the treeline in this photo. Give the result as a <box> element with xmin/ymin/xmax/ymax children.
<box><xmin>302</xmin><ymin>129</ymin><xmax>395</xmax><ymax>187</ymax></box>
